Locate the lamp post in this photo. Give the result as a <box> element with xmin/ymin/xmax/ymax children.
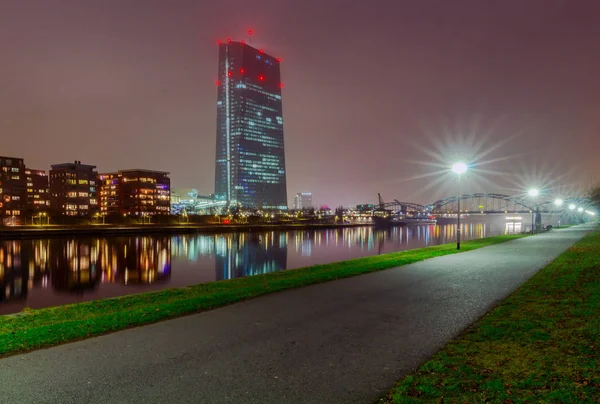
<box><xmin>528</xmin><ymin>188</ymin><xmax>539</xmax><ymax>233</ymax></box>
<box><xmin>452</xmin><ymin>162</ymin><xmax>468</xmax><ymax>250</ymax></box>
<box><xmin>554</xmin><ymin>198</ymin><xmax>563</xmax><ymax>227</ymax></box>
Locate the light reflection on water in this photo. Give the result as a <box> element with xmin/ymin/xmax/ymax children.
<box><xmin>0</xmin><ymin>219</ymin><xmax>516</xmax><ymax>314</ymax></box>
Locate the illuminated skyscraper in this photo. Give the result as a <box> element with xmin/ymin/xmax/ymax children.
<box><xmin>214</xmin><ymin>40</ymin><xmax>287</xmax><ymax>209</ymax></box>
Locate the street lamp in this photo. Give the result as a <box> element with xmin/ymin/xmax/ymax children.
<box><xmin>451</xmin><ymin>162</ymin><xmax>468</xmax><ymax>250</ymax></box>
<box><xmin>569</xmin><ymin>204</ymin><xmax>576</xmax><ymax>210</ymax></box>
<box><xmin>577</xmin><ymin>207</ymin><xmax>584</xmax><ymax>212</ymax></box>
<box><xmin>554</xmin><ymin>199</ymin><xmax>563</xmax><ymax>227</ymax></box>
<box><xmin>528</xmin><ymin>188</ymin><xmax>539</xmax><ymax>233</ymax></box>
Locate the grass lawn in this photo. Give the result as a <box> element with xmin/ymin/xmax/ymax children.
<box><xmin>0</xmin><ymin>234</ymin><xmax>525</xmax><ymax>357</ymax></box>
<box><xmin>383</xmin><ymin>230</ymin><xmax>600</xmax><ymax>403</ymax></box>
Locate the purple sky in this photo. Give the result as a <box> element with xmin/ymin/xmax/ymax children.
<box><xmin>1</xmin><ymin>0</ymin><xmax>599</xmax><ymax>207</ymax></box>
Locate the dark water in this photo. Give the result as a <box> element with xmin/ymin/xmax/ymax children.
<box><xmin>0</xmin><ymin>217</ymin><xmax>540</xmax><ymax>314</ymax></box>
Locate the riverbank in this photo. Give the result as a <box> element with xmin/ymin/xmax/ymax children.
<box><xmin>0</xmin><ymin>222</ymin><xmax>368</xmax><ymax>239</ymax></box>
<box><xmin>383</xmin><ymin>229</ymin><xmax>600</xmax><ymax>403</ymax></box>
<box><xmin>0</xmin><ymin>233</ymin><xmax>525</xmax><ymax>356</ymax></box>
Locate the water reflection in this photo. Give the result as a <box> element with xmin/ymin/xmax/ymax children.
<box><xmin>0</xmin><ymin>219</ymin><xmax>513</xmax><ymax>314</ymax></box>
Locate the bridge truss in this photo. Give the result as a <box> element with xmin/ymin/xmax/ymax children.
<box><xmin>378</xmin><ymin>193</ymin><xmax>594</xmax><ymax>215</ymax></box>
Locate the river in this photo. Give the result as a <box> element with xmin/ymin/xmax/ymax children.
<box><xmin>0</xmin><ymin>216</ymin><xmax>546</xmax><ymax>314</ymax></box>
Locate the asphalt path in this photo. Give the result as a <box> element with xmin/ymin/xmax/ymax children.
<box><xmin>0</xmin><ymin>225</ymin><xmax>593</xmax><ymax>404</ymax></box>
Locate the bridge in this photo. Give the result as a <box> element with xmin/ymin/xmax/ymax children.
<box><xmin>376</xmin><ymin>193</ymin><xmax>595</xmax><ymax>215</ymax></box>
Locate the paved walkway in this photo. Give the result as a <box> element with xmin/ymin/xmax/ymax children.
<box><xmin>0</xmin><ymin>225</ymin><xmax>593</xmax><ymax>404</ymax></box>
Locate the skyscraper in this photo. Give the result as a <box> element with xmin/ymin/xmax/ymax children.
<box><xmin>214</xmin><ymin>40</ymin><xmax>287</xmax><ymax>210</ymax></box>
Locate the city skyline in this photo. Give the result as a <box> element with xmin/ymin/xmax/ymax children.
<box><xmin>2</xmin><ymin>0</ymin><xmax>600</xmax><ymax>208</ymax></box>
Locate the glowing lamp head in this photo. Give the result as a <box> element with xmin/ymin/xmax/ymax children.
<box><xmin>569</xmin><ymin>204</ymin><xmax>576</xmax><ymax>210</ymax></box>
<box><xmin>578</xmin><ymin>207</ymin><xmax>584</xmax><ymax>212</ymax></box>
<box><xmin>528</xmin><ymin>189</ymin><xmax>540</xmax><ymax>197</ymax></box>
<box><xmin>554</xmin><ymin>198</ymin><xmax>563</xmax><ymax>206</ymax></box>
<box><xmin>451</xmin><ymin>162</ymin><xmax>468</xmax><ymax>175</ymax></box>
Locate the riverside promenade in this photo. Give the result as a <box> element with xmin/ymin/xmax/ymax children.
<box><xmin>0</xmin><ymin>225</ymin><xmax>593</xmax><ymax>404</ymax></box>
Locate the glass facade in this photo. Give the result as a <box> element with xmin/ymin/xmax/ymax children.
<box><xmin>214</xmin><ymin>41</ymin><xmax>288</xmax><ymax>210</ymax></box>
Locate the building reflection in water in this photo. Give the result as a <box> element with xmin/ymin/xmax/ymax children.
<box><xmin>215</xmin><ymin>232</ymin><xmax>288</xmax><ymax>280</ymax></box>
<box><xmin>0</xmin><ymin>237</ymin><xmax>171</xmax><ymax>310</ymax></box>
<box><xmin>1</xmin><ymin>218</ymin><xmax>515</xmax><ymax>313</ymax></box>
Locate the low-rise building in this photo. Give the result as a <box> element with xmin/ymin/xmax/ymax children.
<box><xmin>0</xmin><ymin>156</ymin><xmax>27</xmax><ymax>224</ymax></box>
<box><xmin>49</xmin><ymin>161</ymin><xmax>99</xmax><ymax>216</ymax></box>
<box><xmin>25</xmin><ymin>168</ymin><xmax>50</xmax><ymax>214</ymax></box>
<box><xmin>98</xmin><ymin>169</ymin><xmax>170</xmax><ymax>216</ymax></box>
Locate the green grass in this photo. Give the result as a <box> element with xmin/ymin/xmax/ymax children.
<box><xmin>383</xmin><ymin>230</ymin><xmax>600</xmax><ymax>404</ymax></box>
<box><xmin>0</xmin><ymin>234</ymin><xmax>525</xmax><ymax>357</ymax></box>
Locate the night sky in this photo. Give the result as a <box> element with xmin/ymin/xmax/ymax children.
<box><xmin>2</xmin><ymin>0</ymin><xmax>599</xmax><ymax>207</ymax></box>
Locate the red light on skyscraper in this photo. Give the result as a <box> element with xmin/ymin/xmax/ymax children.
<box><xmin>277</xmin><ymin>57</ymin><xmax>282</xmax><ymax>62</ymax></box>
<box><xmin>240</xmin><ymin>68</ymin><xmax>245</xmax><ymax>74</ymax></box>
<box><xmin>279</xmin><ymin>83</ymin><xmax>284</xmax><ymax>88</ymax></box>
<box><xmin>259</xmin><ymin>49</ymin><xmax>264</xmax><ymax>53</ymax></box>
<box><xmin>227</xmin><ymin>38</ymin><xmax>232</xmax><ymax>43</ymax></box>
<box><xmin>259</xmin><ymin>75</ymin><xmax>265</xmax><ymax>81</ymax></box>
<box><xmin>248</xmin><ymin>30</ymin><xmax>253</xmax><ymax>36</ymax></box>
<box><xmin>215</xmin><ymin>80</ymin><xmax>220</xmax><ymax>85</ymax></box>
<box><xmin>227</xmin><ymin>71</ymin><xmax>232</xmax><ymax>77</ymax></box>
<box><xmin>241</xmin><ymin>40</ymin><xmax>245</xmax><ymax>45</ymax></box>
<box><xmin>217</xmin><ymin>40</ymin><xmax>222</xmax><ymax>45</ymax></box>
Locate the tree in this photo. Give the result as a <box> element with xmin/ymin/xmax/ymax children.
<box><xmin>590</xmin><ymin>184</ymin><xmax>600</xmax><ymax>209</ymax></box>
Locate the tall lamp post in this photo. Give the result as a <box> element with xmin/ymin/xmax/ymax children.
<box><xmin>554</xmin><ymin>198</ymin><xmax>563</xmax><ymax>227</ymax></box>
<box><xmin>452</xmin><ymin>162</ymin><xmax>468</xmax><ymax>250</ymax></box>
<box><xmin>528</xmin><ymin>188</ymin><xmax>539</xmax><ymax>233</ymax></box>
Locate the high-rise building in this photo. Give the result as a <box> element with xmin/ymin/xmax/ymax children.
<box><xmin>214</xmin><ymin>40</ymin><xmax>287</xmax><ymax>210</ymax></box>
<box><xmin>99</xmin><ymin>169</ymin><xmax>170</xmax><ymax>216</ymax></box>
<box><xmin>294</xmin><ymin>192</ymin><xmax>313</xmax><ymax>210</ymax></box>
<box><xmin>49</xmin><ymin>161</ymin><xmax>98</xmax><ymax>216</ymax></box>
<box><xmin>25</xmin><ymin>168</ymin><xmax>49</xmax><ymax>214</ymax></box>
<box><xmin>0</xmin><ymin>156</ymin><xmax>27</xmax><ymax>223</ymax></box>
